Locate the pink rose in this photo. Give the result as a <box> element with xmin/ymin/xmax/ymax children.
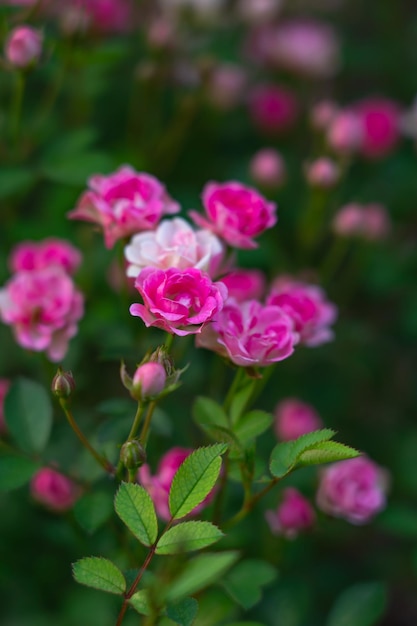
<box><xmin>355</xmin><ymin>98</ymin><xmax>401</xmax><ymax>159</ymax></box>
<box><xmin>274</xmin><ymin>398</ymin><xmax>323</xmax><ymax>441</ymax></box>
<box><xmin>125</xmin><ymin>217</ymin><xmax>225</xmax><ymax>279</ymax></box>
<box><xmin>332</xmin><ymin>203</ymin><xmax>391</xmax><ymax>241</ymax></box>
<box><xmin>0</xmin><ymin>379</ymin><xmax>10</xmax><ymax>435</ymax></box>
<box><xmin>267</xmin><ymin>277</ymin><xmax>337</xmax><ymax>347</ymax></box>
<box><xmin>79</xmin><ymin>0</ymin><xmax>132</xmax><ymax>33</ymax></box>
<box><xmin>68</xmin><ymin>166</ymin><xmax>180</xmax><ymax>249</ymax></box>
<box><xmin>305</xmin><ymin>157</ymin><xmax>340</xmax><ymax>189</ymax></box>
<box><xmin>0</xmin><ymin>267</ymin><xmax>84</xmax><ymax>362</ymax></box>
<box><xmin>206</xmin><ymin>63</ymin><xmax>247</xmax><ymax>111</ymax></box>
<box><xmin>316</xmin><ymin>457</ymin><xmax>387</xmax><ymax>524</ymax></box>
<box><xmin>265</xmin><ymin>488</ymin><xmax>316</xmax><ymax>538</ymax></box>
<box><xmin>249</xmin><ymin>148</ymin><xmax>286</xmax><ymax>189</ymax></box>
<box><xmin>197</xmin><ymin>299</ymin><xmax>298</xmax><ymax>367</ymax></box>
<box><xmin>31</xmin><ymin>468</ymin><xmax>80</xmax><ymax>512</ymax></box>
<box><xmin>132</xmin><ymin>362</ymin><xmax>167</xmax><ymax>400</ymax></box>
<box><xmin>310</xmin><ymin>100</ymin><xmax>339</xmax><ymax>131</ymax></box>
<box><xmin>248</xmin><ymin>84</ymin><xmax>298</xmax><ymax>134</ymax></box>
<box><xmin>9</xmin><ymin>238</ymin><xmax>81</xmax><ymax>275</ymax></box>
<box><xmin>5</xmin><ymin>26</ymin><xmax>42</xmax><ymax>68</ymax></box>
<box><xmin>219</xmin><ymin>269</ymin><xmax>266</xmax><ymax>302</ymax></box>
<box><xmin>327</xmin><ymin>110</ymin><xmax>363</xmax><ymax>154</ymax></box>
<box><xmin>130</xmin><ymin>267</ymin><xmax>227</xmax><ymax>336</ymax></box>
<box><xmin>138</xmin><ymin>447</ymin><xmax>216</xmax><ymax>521</ymax></box>
<box><xmin>190</xmin><ymin>181</ymin><xmax>277</xmax><ymax>249</ymax></box>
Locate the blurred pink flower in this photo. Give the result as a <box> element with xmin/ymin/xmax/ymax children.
<box><xmin>305</xmin><ymin>157</ymin><xmax>340</xmax><ymax>188</ymax></box>
<box><xmin>9</xmin><ymin>238</ymin><xmax>81</xmax><ymax>275</ymax></box>
<box><xmin>138</xmin><ymin>447</ymin><xmax>217</xmax><ymax>521</ymax></box>
<box><xmin>249</xmin><ymin>148</ymin><xmax>286</xmax><ymax>189</ymax></box>
<box><xmin>267</xmin><ymin>277</ymin><xmax>337</xmax><ymax>347</ymax></box>
<box><xmin>332</xmin><ymin>203</ymin><xmax>391</xmax><ymax>240</ymax></box>
<box><xmin>274</xmin><ymin>398</ymin><xmax>323</xmax><ymax>441</ymax></box>
<box><xmin>206</xmin><ymin>64</ymin><xmax>247</xmax><ymax>110</ymax></box>
<box><xmin>327</xmin><ymin>110</ymin><xmax>363</xmax><ymax>154</ymax></box>
<box><xmin>197</xmin><ymin>298</ymin><xmax>298</xmax><ymax>367</ymax></box>
<box><xmin>68</xmin><ymin>166</ymin><xmax>180</xmax><ymax>249</ymax></box>
<box><xmin>265</xmin><ymin>488</ymin><xmax>316</xmax><ymax>538</ymax></box>
<box><xmin>190</xmin><ymin>181</ymin><xmax>277</xmax><ymax>249</ymax></box>
<box><xmin>31</xmin><ymin>468</ymin><xmax>80</xmax><ymax>512</ymax></box>
<box><xmin>0</xmin><ymin>267</ymin><xmax>84</xmax><ymax>362</ymax></box>
<box><xmin>130</xmin><ymin>267</ymin><xmax>227</xmax><ymax>336</ymax></box>
<box><xmin>125</xmin><ymin>217</ymin><xmax>225</xmax><ymax>279</ymax></box>
<box><xmin>219</xmin><ymin>269</ymin><xmax>266</xmax><ymax>302</ymax></box>
<box><xmin>0</xmin><ymin>379</ymin><xmax>10</xmax><ymax>435</ymax></box>
<box><xmin>248</xmin><ymin>84</ymin><xmax>298</xmax><ymax>134</ymax></box>
<box><xmin>316</xmin><ymin>457</ymin><xmax>387</xmax><ymax>524</ymax></box>
<box><xmin>5</xmin><ymin>26</ymin><xmax>42</xmax><ymax>69</ymax></box>
<box><xmin>355</xmin><ymin>98</ymin><xmax>401</xmax><ymax>159</ymax></box>
<box><xmin>310</xmin><ymin>100</ymin><xmax>339</xmax><ymax>131</ymax></box>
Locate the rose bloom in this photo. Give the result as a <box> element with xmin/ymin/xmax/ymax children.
<box><xmin>190</xmin><ymin>181</ymin><xmax>277</xmax><ymax>249</ymax></box>
<box><xmin>0</xmin><ymin>379</ymin><xmax>10</xmax><ymax>435</ymax></box>
<box><xmin>124</xmin><ymin>217</ymin><xmax>225</xmax><ymax>279</ymax></box>
<box><xmin>219</xmin><ymin>269</ymin><xmax>266</xmax><ymax>302</ymax></box>
<box><xmin>68</xmin><ymin>166</ymin><xmax>180</xmax><ymax>249</ymax></box>
<box><xmin>206</xmin><ymin>63</ymin><xmax>247</xmax><ymax>111</ymax></box>
<box><xmin>31</xmin><ymin>468</ymin><xmax>80</xmax><ymax>512</ymax></box>
<box><xmin>130</xmin><ymin>267</ymin><xmax>227</xmax><ymax>337</ymax></box>
<box><xmin>274</xmin><ymin>398</ymin><xmax>323</xmax><ymax>441</ymax></box>
<box><xmin>0</xmin><ymin>267</ymin><xmax>84</xmax><ymax>362</ymax></box>
<box><xmin>316</xmin><ymin>457</ymin><xmax>387</xmax><ymax>524</ymax></box>
<box><xmin>310</xmin><ymin>100</ymin><xmax>339</xmax><ymax>131</ymax></box>
<box><xmin>9</xmin><ymin>238</ymin><xmax>81</xmax><ymax>275</ymax></box>
<box><xmin>355</xmin><ymin>98</ymin><xmax>401</xmax><ymax>159</ymax></box>
<box><xmin>248</xmin><ymin>84</ymin><xmax>298</xmax><ymax>135</ymax></box>
<box><xmin>265</xmin><ymin>488</ymin><xmax>316</xmax><ymax>538</ymax></box>
<box><xmin>249</xmin><ymin>148</ymin><xmax>286</xmax><ymax>189</ymax></box>
<box><xmin>138</xmin><ymin>447</ymin><xmax>217</xmax><ymax>521</ymax></box>
<box><xmin>267</xmin><ymin>277</ymin><xmax>337</xmax><ymax>347</ymax></box>
<box><xmin>5</xmin><ymin>26</ymin><xmax>42</xmax><ymax>69</ymax></box>
<box><xmin>327</xmin><ymin>110</ymin><xmax>363</xmax><ymax>155</ymax></box>
<box><xmin>332</xmin><ymin>203</ymin><xmax>391</xmax><ymax>241</ymax></box>
<box><xmin>305</xmin><ymin>157</ymin><xmax>340</xmax><ymax>189</ymax></box>
<box><xmin>197</xmin><ymin>298</ymin><xmax>298</xmax><ymax>367</ymax></box>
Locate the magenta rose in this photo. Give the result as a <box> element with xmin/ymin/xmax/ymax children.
<box><xmin>267</xmin><ymin>277</ymin><xmax>337</xmax><ymax>347</ymax></box>
<box><xmin>355</xmin><ymin>98</ymin><xmax>401</xmax><ymax>159</ymax></box>
<box><xmin>197</xmin><ymin>298</ymin><xmax>298</xmax><ymax>367</ymax></box>
<box><xmin>68</xmin><ymin>166</ymin><xmax>180</xmax><ymax>249</ymax></box>
<box><xmin>190</xmin><ymin>181</ymin><xmax>277</xmax><ymax>249</ymax></box>
<box><xmin>0</xmin><ymin>267</ymin><xmax>84</xmax><ymax>362</ymax></box>
<box><xmin>219</xmin><ymin>269</ymin><xmax>266</xmax><ymax>302</ymax></box>
<box><xmin>9</xmin><ymin>238</ymin><xmax>81</xmax><ymax>275</ymax></box>
<box><xmin>265</xmin><ymin>488</ymin><xmax>316</xmax><ymax>538</ymax></box>
<box><xmin>316</xmin><ymin>457</ymin><xmax>387</xmax><ymax>525</ymax></box>
<box><xmin>31</xmin><ymin>468</ymin><xmax>80</xmax><ymax>512</ymax></box>
<box><xmin>130</xmin><ymin>267</ymin><xmax>228</xmax><ymax>336</ymax></box>
<box><xmin>274</xmin><ymin>398</ymin><xmax>323</xmax><ymax>441</ymax></box>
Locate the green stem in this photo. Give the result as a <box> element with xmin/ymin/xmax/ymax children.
<box><xmin>115</xmin><ymin>543</ymin><xmax>158</xmax><ymax>626</ymax></box>
<box><xmin>223</xmin><ymin>475</ymin><xmax>285</xmax><ymax>530</ymax></box>
<box><xmin>10</xmin><ymin>71</ymin><xmax>25</xmax><ymax>152</ymax></box>
<box><xmin>139</xmin><ymin>401</ymin><xmax>157</xmax><ymax>447</ymax></box>
<box><xmin>127</xmin><ymin>402</ymin><xmax>145</xmax><ymax>441</ymax></box>
<box><xmin>223</xmin><ymin>367</ymin><xmax>246</xmax><ymax>417</ymax></box>
<box><xmin>59</xmin><ymin>399</ymin><xmax>115</xmax><ymax>476</ymax></box>
<box><xmin>164</xmin><ymin>332</ymin><xmax>174</xmax><ymax>352</ymax></box>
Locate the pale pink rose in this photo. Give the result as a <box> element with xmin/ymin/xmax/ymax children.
<box><xmin>206</xmin><ymin>64</ymin><xmax>247</xmax><ymax>110</ymax></box>
<box><xmin>197</xmin><ymin>298</ymin><xmax>298</xmax><ymax>367</ymax></box>
<box><xmin>249</xmin><ymin>148</ymin><xmax>286</xmax><ymax>189</ymax></box>
<box><xmin>68</xmin><ymin>166</ymin><xmax>180</xmax><ymax>249</ymax></box>
<box><xmin>138</xmin><ymin>447</ymin><xmax>217</xmax><ymax>521</ymax></box>
<box><xmin>9</xmin><ymin>238</ymin><xmax>81</xmax><ymax>275</ymax></box>
<box><xmin>248</xmin><ymin>84</ymin><xmax>298</xmax><ymax>134</ymax></box>
<box><xmin>268</xmin><ymin>20</ymin><xmax>340</xmax><ymax>78</ymax></box>
<box><xmin>190</xmin><ymin>181</ymin><xmax>277</xmax><ymax>249</ymax></box>
<box><xmin>267</xmin><ymin>277</ymin><xmax>337</xmax><ymax>347</ymax></box>
<box><xmin>125</xmin><ymin>217</ymin><xmax>225</xmax><ymax>279</ymax></box>
<box><xmin>265</xmin><ymin>488</ymin><xmax>316</xmax><ymax>538</ymax></box>
<box><xmin>5</xmin><ymin>26</ymin><xmax>42</xmax><ymax>69</ymax></box>
<box><xmin>310</xmin><ymin>100</ymin><xmax>339</xmax><ymax>131</ymax></box>
<box><xmin>305</xmin><ymin>157</ymin><xmax>340</xmax><ymax>188</ymax></box>
<box><xmin>327</xmin><ymin>110</ymin><xmax>363</xmax><ymax>154</ymax></box>
<box><xmin>31</xmin><ymin>468</ymin><xmax>80</xmax><ymax>512</ymax></box>
<box><xmin>316</xmin><ymin>457</ymin><xmax>387</xmax><ymax>524</ymax></box>
<box><xmin>238</xmin><ymin>0</ymin><xmax>282</xmax><ymax>23</ymax></box>
<box><xmin>130</xmin><ymin>267</ymin><xmax>227</xmax><ymax>337</ymax></box>
<box><xmin>274</xmin><ymin>398</ymin><xmax>323</xmax><ymax>441</ymax></box>
<box><xmin>332</xmin><ymin>203</ymin><xmax>391</xmax><ymax>241</ymax></box>
<box><xmin>219</xmin><ymin>269</ymin><xmax>266</xmax><ymax>302</ymax></box>
<box><xmin>0</xmin><ymin>379</ymin><xmax>10</xmax><ymax>435</ymax></box>
<box><xmin>0</xmin><ymin>267</ymin><xmax>84</xmax><ymax>362</ymax></box>
<box><xmin>132</xmin><ymin>362</ymin><xmax>167</xmax><ymax>400</ymax></box>
<box><xmin>355</xmin><ymin>98</ymin><xmax>401</xmax><ymax>159</ymax></box>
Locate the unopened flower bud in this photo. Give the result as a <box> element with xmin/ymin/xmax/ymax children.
<box><xmin>5</xmin><ymin>26</ymin><xmax>43</xmax><ymax>69</ymax></box>
<box><xmin>120</xmin><ymin>440</ymin><xmax>146</xmax><ymax>470</ymax></box>
<box><xmin>132</xmin><ymin>362</ymin><xmax>167</xmax><ymax>401</ymax></box>
<box><xmin>51</xmin><ymin>369</ymin><xmax>75</xmax><ymax>399</ymax></box>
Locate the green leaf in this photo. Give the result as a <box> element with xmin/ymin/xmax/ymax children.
<box><xmin>378</xmin><ymin>505</ymin><xmax>417</xmax><ymax>538</ymax></box>
<box><xmin>222</xmin><ymin>560</ymin><xmax>277</xmax><ymax>610</ymax></box>
<box><xmin>0</xmin><ymin>167</ymin><xmax>36</xmax><ymax>198</ymax></box>
<box><xmin>156</xmin><ymin>521</ymin><xmax>223</xmax><ymax>555</ymax></box>
<box><xmin>169</xmin><ymin>444</ymin><xmax>227</xmax><ymax>520</ymax></box>
<box><xmin>227</xmin><ymin>623</ymin><xmax>267</xmax><ymax>626</ymax></box>
<box><xmin>234</xmin><ymin>410</ymin><xmax>273</xmax><ymax>446</ymax></box>
<box><xmin>0</xmin><ymin>454</ymin><xmax>40</xmax><ymax>492</ymax></box>
<box><xmin>5</xmin><ymin>378</ymin><xmax>53</xmax><ymax>454</ymax></box>
<box><xmin>166</xmin><ymin>551</ymin><xmax>240</xmax><ymax>601</ymax></box>
<box><xmin>192</xmin><ymin>397</ymin><xmax>229</xmax><ymax>429</ymax></box>
<box><xmin>74</xmin><ymin>491</ymin><xmax>114</xmax><ymax>534</ymax></box>
<box><xmin>269</xmin><ymin>429</ymin><xmax>340</xmax><ymax>478</ymax></box>
<box><xmin>41</xmin><ymin>151</ymin><xmax>115</xmax><ymax>186</ymax></box>
<box><xmin>229</xmin><ymin>379</ymin><xmax>257</xmax><ymax>425</ymax></box>
<box><xmin>129</xmin><ymin>590</ymin><xmax>152</xmax><ymax>616</ymax></box>
<box><xmin>297</xmin><ymin>441</ymin><xmax>359</xmax><ymax>466</ymax></box>
<box><xmin>72</xmin><ymin>557</ymin><xmax>126</xmax><ymax>595</ymax></box>
<box><xmin>327</xmin><ymin>582</ymin><xmax>387</xmax><ymax>626</ymax></box>
<box><xmin>166</xmin><ymin>597</ymin><xmax>198</xmax><ymax>626</ymax></box>
<box><xmin>114</xmin><ymin>482</ymin><xmax>158</xmax><ymax>546</ymax></box>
